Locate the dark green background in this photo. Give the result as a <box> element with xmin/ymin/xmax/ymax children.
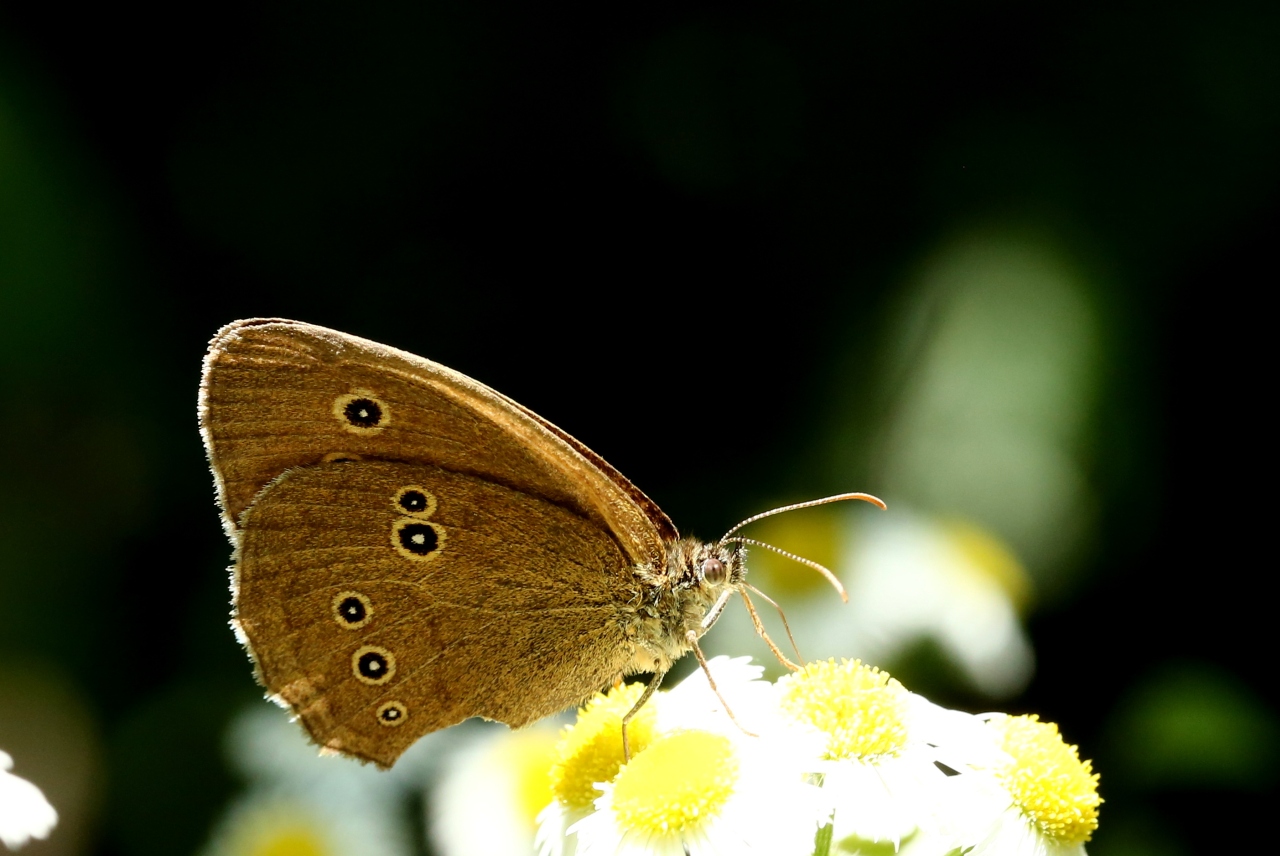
<box><xmin>1</xmin><ymin>1</ymin><xmax>1274</xmax><ymax>854</ymax></box>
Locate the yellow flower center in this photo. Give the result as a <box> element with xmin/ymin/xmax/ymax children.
<box><xmin>504</xmin><ymin>729</ymin><xmax>560</xmax><ymax>830</ymax></box>
<box><xmin>991</xmin><ymin>715</ymin><xmax>1101</xmax><ymax>844</ymax></box>
<box><xmin>249</xmin><ymin>828</ymin><xmax>327</xmax><ymax>856</ymax></box>
<box><xmin>943</xmin><ymin>519</ymin><xmax>1032</xmax><ymax>611</ymax></box>
<box><xmin>549</xmin><ymin>682</ymin><xmax>658</xmax><ymax>811</ymax></box>
<box><xmin>611</xmin><ymin>731</ymin><xmax>739</xmax><ymax>835</ymax></box>
<box><xmin>778</xmin><ymin>659</ymin><xmax>910</xmax><ymax>761</ymax></box>
<box><xmin>216</xmin><ymin>804</ymin><xmax>333</xmax><ymax>856</ymax></box>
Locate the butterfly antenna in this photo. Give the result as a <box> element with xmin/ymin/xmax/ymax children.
<box><xmin>720</xmin><ymin>492</ymin><xmax>887</xmax><ymax>542</ymax></box>
<box><xmin>723</xmin><ymin>536</ymin><xmax>850</xmax><ymax>602</ymax></box>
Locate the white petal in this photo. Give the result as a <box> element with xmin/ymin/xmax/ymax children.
<box><xmin>823</xmin><ymin>763</ymin><xmax>920</xmax><ymax>845</ymax></box>
<box><xmin>659</xmin><ymin>656</ymin><xmax>776</xmax><ymax>735</ymax></box>
<box><xmin>430</xmin><ymin>725</ymin><xmax>560</xmax><ymax>856</ymax></box>
<box><xmin>0</xmin><ymin>752</ymin><xmax>57</xmax><ymax>850</ymax></box>
<box><xmin>966</xmin><ymin>806</ymin><xmax>1089</xmax><ymax>856</ymax></box>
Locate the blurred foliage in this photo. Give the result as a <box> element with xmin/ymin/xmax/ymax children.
<box><xmin>1104</xmin><ymin>662</ymin><xmax>1278</xmax><ymax>791</ymax></box>
<box><xmin>0</xmin><ymin>1</ymin><xmax>1276</xmax><ymax>854</ymax></box>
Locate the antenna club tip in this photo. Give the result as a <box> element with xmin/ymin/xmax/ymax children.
<box><xmin>854</xmin><ymin>493</ymin><xmax>887</xmax><ymax>510</ymax></box>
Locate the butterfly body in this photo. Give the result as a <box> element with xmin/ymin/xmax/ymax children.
<box><xmin>201</xmin><ymin>319</ymin><xmax>749</xmax><ymax>767</ymax></box>
<box><xmin>620</xmin><ymin>538</ymin><xmax>744</xmax><ymax>675</ymax></box>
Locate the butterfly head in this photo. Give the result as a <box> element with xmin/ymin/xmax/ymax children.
<box><xmin>665</xmin><ymin>538</ymin><xmax>745</xmax><ymax>594</ymax></box>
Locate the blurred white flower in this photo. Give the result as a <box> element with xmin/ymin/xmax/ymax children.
<box><xmin>0</xmin><ymin>749</ymin><xmax>57</xmax><ymax>850</ymax></box>
<box><xmin>840</xmin><ymin>509</ymin><xmax>1035</xmax><ymax>698</ymax></box>
<box><xmin>872</xmin><ymin>231</ymin><xmax>1101</xmax><ymax>581</ymax></box>
<box><xmin>199</xmin><ymin>703</ymin><xmax>421</xmax><ymax>856</ymax></box>
<box><xmin>225</xmin><ymin>702</ymin><xmax>437</xmax><ymax>799</ymax></box>
<box><xmin>709</xmin><ymin>230</ymin><xmax>1101</xmax><ymax>703</ymax></box>
<box><xmin>702</xmin><ymin>505</ymin><xmax>1034</xmax><ymax>700</ymax></box>
<box><xmin>200</xmin><ymin>791</ymin><xmax>412</xmax><ymax>856</ymax></box>
<box><xmin>430</xmin><ymin>721</ymin><xmax>563</xmax><ymax>856</ymax></box>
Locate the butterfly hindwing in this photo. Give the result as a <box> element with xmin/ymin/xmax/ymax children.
<box><xmin>235</xmin><ymin>459</ymin><xmax>637</xmax><ymax>767</ymax></box>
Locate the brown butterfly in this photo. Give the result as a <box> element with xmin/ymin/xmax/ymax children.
<box><xmin>200</xmin><ymin>319</ymin><xmax>882</xmax><ymax>767</ymax></box>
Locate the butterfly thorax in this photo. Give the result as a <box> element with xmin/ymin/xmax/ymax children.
<box><xmin>617</xmin><ymin>537</ymin><xmax>744</xmax><ymax>675</ymax></box>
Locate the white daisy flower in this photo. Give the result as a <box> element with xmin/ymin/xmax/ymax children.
<box><xmin>569</xmin><ymin>727</ymin><xmax>823</xmax><ymax>856</ymax></box>
<box><xmin>0</xmin><ymin>749</ymin><xmax>57</xmax><ymax>850</ymax></box>
<box><xmin>539</xmin><ymin>657</ymin><xmax>819</xmax><ymax>856</ymax></box>
<box><xmin>777</xmin><ymin>658</ymin><xmax>1004</xmax><ymax>850</ymax></box>
<box><xmin>538</xmin><ymin>682</ymin><xmax>663</xmax><ymax>856</ymax></box>
<box><xmin>430</xmin><ymin>721</ymin><xmax>563</xmax><ymax>856</ymax></box>
<box><xmin>962</xmin><ymin>714</ymin><xmax>1101</xmax><ymax>856</ymax></box>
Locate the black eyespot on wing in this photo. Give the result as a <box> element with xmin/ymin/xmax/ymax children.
<box><xmin>352</xmin><ymin>646</ymin><xmax>396</xmax><ymax>685</ymax></box>
<box><xmin>332</xmin><ymin>391</ymin><xmax>390</xmax><ymax>435</ymax></box>
<box><xmin>341</xmin><ymin>598</ymin><xmax>366</xmax><ymax>622</ymax></box>
<box><xmin>331</xmin><ymin>591</ymin><xmax>372</xmax><ymax>629</ymax></box>
<box><xmin>393</xmin><ymin>485</ymin><xmax>437</xmax><ymax>517</ymax></box>
<box><xmin>377</xmin><ymin>702</ymin><xmax>407</xmax><ymax>727</ymax></box>
<box><xmin>344</xmin><ymin>398</ymin><xmax>382</xmax><ymax>427</ymax></box>
<box><xmin>399</xmin><ymin>523</ymin><xmax>437</xmax><ymax>554</ymax></box>
<box><xmin>357</xmin><ymin>650</ymin><xmax>387</xmax><ymax>678</ymax></box>
<box><xmin>391</xmin><ymin>518</ymin><xmax>446</xmax><ymax>562</ymax></box>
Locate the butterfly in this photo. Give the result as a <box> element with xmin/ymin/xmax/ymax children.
<box><xmin>199</xmin><ymin>318</ymin><xmax>882</xmax><ymax>767</ymax></box>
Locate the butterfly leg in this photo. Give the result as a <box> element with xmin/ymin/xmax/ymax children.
<box><xmin>738</xmin><ymin>588</ymin><xmax>803</xmax><ymax>671</ymax></box>
<box><xmin>685</xmin><ymin>630</ymin><xmax>758</xmax><ymax>739</ymax></box>
<box><xmin>699</xmin><ymin>588</ymin><xmax>736</xmax><ymax>631</ymax></box>
<box><xmin>744</xmin><ymin>583</ymin><xmax>804</xmax><ymax>664</ymax></box>
<box><xmin>621</xmin><ymin>669</ymin><xmax>666</xmax><ymax>761</ymax></box>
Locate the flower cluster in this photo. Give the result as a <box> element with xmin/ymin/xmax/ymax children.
<box><xmin>536</xmin><ymin>657</ymin><xmax>1101</xmax><ymax>856</ymax></box>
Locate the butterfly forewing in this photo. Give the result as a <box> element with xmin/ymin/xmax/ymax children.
<box><xmin>200</xmin><ymin>319</ymin><xmax>669</xmax><ymax>570</ymax></box>
<box><xmin>236</xmin><ymin>460</ymin><xmax>636</xmax><ymax>767</ymax></box>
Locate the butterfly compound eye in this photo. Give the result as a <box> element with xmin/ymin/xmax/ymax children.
<box><xmin>701</xmin><ymin>557</ymin><xmax>727</xmax><ymax>584</ymax></box>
